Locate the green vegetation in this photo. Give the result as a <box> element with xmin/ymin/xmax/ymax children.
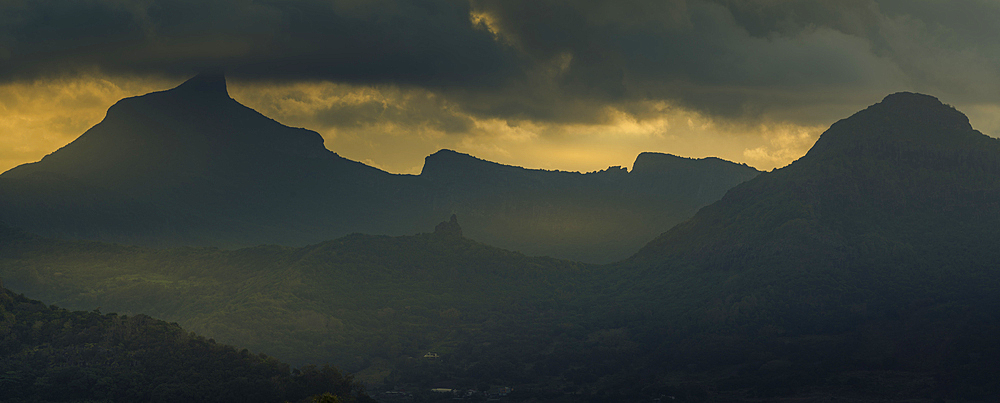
<box><xmin>0</xmin><ymin>222</ymin><xmax>594</xmax><ymax>387</ymax></box>
<box><xmin>0</xmin><ymin>279</ymin><xmax>373</xmax><ymax>403</ymax></box>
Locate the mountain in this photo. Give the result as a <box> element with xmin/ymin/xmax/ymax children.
<box><xmin>635</xmin><ymin>92</ymin><xmax>1000</xmax><ymax>278</ymax></box>
<box><xmin>0</xmin><ymin>218</ymin><xmax>591</xmax><ymax>389</ymax></box>
<box><xmin>0</xmin><ymin>72</ymin><xmax>432</xmax><ymax>247</ymax></box>
<box><xmin>611</xmin><ymin>92</ymin><xmax>1000</xmax><ymax>399</ymax></box>
<box><xmin>6</xmin><ymin>88</ymin><xmax>1000</xmax><ymax>403</ymax></box>
<box><xmin>0</xmin><ymin>278</ymin><xmax>373</xmax><ymax>403</ymax></box>
<box><xmin>0</xmin><ymin>74</ymin><xmax>759</xmax><ymax>262</ymax></box>
<box><xmin>419</xmin><ymin>149</ymin><xmax>760</xmax><ymax>262</ymax></box>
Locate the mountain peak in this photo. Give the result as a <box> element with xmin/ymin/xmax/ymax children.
<box><xmin>632</xmin><ymin>152</ymin><xmax>698</xmax><ymax>174</ymax></box>
<box><xmin>878</xmin><ymin>91</ymin><xmax>941</xmax><ymax>106</ymax></box>
<box><xmin>634</xmin><ymin>91</ymin><xmax>1000</xmax><ymax>271</ymax></box>
<box><xmin>421</xmin><ymin>149</ymin><xmax>505</xmax><ymax>177</ymax></box>
<box><xmin>425</xmin><ymin>149</ymin><xmax>477</xmax><ymax>164</ymax></box>
<box><xmin>172</xmin><ymin>71</ymin><xmax>230</xmax><ymax>99</ymax></box>
<box><xmin>865</xmin><ymin>91</ymin><xmax>970</xmax><ymax>131</ymax></box>
<box><xmin>802</xmin><ymin>92</ymin><xmax>976</xmax><ymax>163</ymax></box>
<box><xmin>631</xmin><ymin>152</ymin><xmax>758</xmax><ymax>176</ymax></box>
<box><xmin>434</xmin><ymin>214</ymin><xmax>463</xmax><ymax>237</ymax></box>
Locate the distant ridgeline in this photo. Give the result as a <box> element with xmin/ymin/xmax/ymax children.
<box><xmin>6</xmin><ymin>80</ymin><xmax>1000</xmax><ymax>401</ymax></box>
<box><xmin>610</xmin><ymin>92</ymin><xmax>1000</xmax><ymax>400</ymax></box>
<box><xmin>0</xmin><ymin>217</ymin><xmax>592</xmax><ymax>383</ymax></box>
<box><xmin>0</xmin><ymin>279</ymin><xmax>373</xmax><ymax>403</ymax></box>
<box><xmin>0</xmin><ymin>73</ymin><xmax>759</xmax><ymax>263</ymax></box>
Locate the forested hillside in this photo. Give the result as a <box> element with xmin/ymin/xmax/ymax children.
<box><xmin>0</xmin><ymin>276</ymin><xmax>373</xmax><ymax>403</ymax></box>
<box><xmin>0</xmin><ymin>219</ymin><xmax>597</xmax><ymax>391</ymax></box>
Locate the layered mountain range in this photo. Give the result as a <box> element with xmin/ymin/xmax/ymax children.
<box><xmin>610</xmin><ymin>93</ymin><xmax>1000</xmax><ymax>399</ymax></box>
<box><xmin>4</xmin><ymin>89</ymin><xmax>1000</xmax><ymax>400</ymax></box>
<box><xmin>630</xmin><ymin>93</ymin><xmax>1000</xmax><ymax>315</ymax></box>
<box><xmin>0</xmin><ymin>73</ymin><xmax>759</xmax><ymax>263</ymax></box>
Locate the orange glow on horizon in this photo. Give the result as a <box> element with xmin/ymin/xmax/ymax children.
<box><xmin>0</xmin><ymin>74</ymin><xmax>826</xmax><ymax>176</ymax></box>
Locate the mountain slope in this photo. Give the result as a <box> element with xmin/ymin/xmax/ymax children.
<box><xmin>7</xmin><ymin>87</ymin><xmax>1000</xmax><ymax>403</ymax></box>
<box><xmin>0</xmin><ymin>74</ymin><xmax>759</xmax><ymax>262</ymax></box>
<box><xmin>0</xmin><ymin>218</ymin><xmax>591</xmax><ymax>384</ymax></box>
<box><xmin>637</xmin><ymin>92</ymin><xmax>1000</xmax><ymax>275</ymax></box>
<box><xmin>0</xmin><ymin>278</ymin><xmax>373</xmax><ymax>403</ymax></box>
<box><xmin>611</xmin><ymin>92</ymin><xmax>1000</xmax><ymax>399</ymax></box>
<box><xmin>0</xmin><ymin>73</ymin><xmax>432</xmax><ymax>247</ymax></box>
<box><xmin>419</xmin><ymin>149</ymin><xmax>759</xmax><ymax>262</ymax></box>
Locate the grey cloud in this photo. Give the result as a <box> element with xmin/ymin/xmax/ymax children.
<box><xmin>466</xmin><ymin>0</ymin><xmax>1000</xmax><ymax>124</ymax></box>
<box><xmin>312</xmin><ymin>96</ymin><xmax>475</xmax><ymax>134</ymax></box>
<box><xmin>4</xmin><ymin>0</ymin><xmax>1000</xmax><ymax>128</ymax></box>
<box><xmin>456</xmin><ymin>0</ymin><xmax>904</xmax><ymax>123</ymax></box>
<box><xmin>0</xmin><ymin>0</ymin><xmax>522</xmax><ymax>87</ymax></box>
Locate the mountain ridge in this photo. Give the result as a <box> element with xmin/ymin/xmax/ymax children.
<box><xmin>635</xmin><ymin>90</ymin><xmax>1000</xmax><ymax>266</ymax></box>
<box><xmin>0</xmin><ymin>73</ymin><xmax>760</xmax><ymax>263</ymax></box>
<box><xmin>4</xmin><ymin>91</ymin><xmax>1000</xmax><ymax>400</ymax></box>
<box><xmin>582</xmin><ymin>91</ymin><xmax>1000</xmax><ymax>399</ymax></box>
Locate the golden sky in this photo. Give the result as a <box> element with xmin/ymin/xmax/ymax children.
<box><xmin>0</xmin><ymin>74</ymin><xmax>827</xmax><ymax>175</ymax></box>
<box><xmin>3</xmin><ymin>1</ymin><xmax>1000</xmax><ymax>175</ymax></box>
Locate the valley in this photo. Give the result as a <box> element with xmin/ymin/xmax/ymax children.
<box><xmin>3</xmin><ymin>82</ymin><xmax>1000</xmax><ymax>402</ymax></box>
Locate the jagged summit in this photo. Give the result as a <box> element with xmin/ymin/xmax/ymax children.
<box><xmin>172</xmin><ymin>71</ymin><xmax>230</xmax><ymax>98</ymax></box>
<box><xmin>433</xmin><ymin>214</ymin><xmax>463</xmax><ymax>237</ymax></box>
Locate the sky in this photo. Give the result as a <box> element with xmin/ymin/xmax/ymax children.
<box><xmin>3</xmin><ymin>0</ymin><xmax>1000</xmax><ymax>174</ymax></box>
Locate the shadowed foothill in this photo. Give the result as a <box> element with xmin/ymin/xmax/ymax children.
<box><xmin>4</xmin><ymin>84</ymin><xmax>1000</xmax><ymax>401</ymax></box>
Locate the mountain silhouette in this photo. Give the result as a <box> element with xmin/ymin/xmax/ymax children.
<box><xmin>5</xmin><ymin>72</ymin><xmax>342</xmax><ymax>186</ymax></box>
<box><xmin>0</xmin><ymin>73</ymin><xmax>431</xmax><ymax>246</ymax></box>
<box><xmin>419</xmin><ymin>149</ymin><xmax>759</xmax><ymax>262</ymax></box>
<box><xmin>636</xmin><ymin>92</ymin><xmax>1000</xmax><ymax>269</ymax></box>
<box><xmin>614</xmin><ymin>92</ymin><xmax>1000</xmax><ymax>398</ymax></box>
<box><xmin>0</xmin><ymin>73</ymin><xmax>758</xmax><ymax>262</ymax></box>
<box><xmin>4</xmin><ymin>91</ymin><xmax>1000</xmax><ymax>399</ymax></box>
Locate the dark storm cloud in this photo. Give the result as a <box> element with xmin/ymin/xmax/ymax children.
<box><xmin>465</xmin><ymin>0</ymin><xmax>1000</xmax><ymax>123</ymax></box>
<box><xmin>3</xmin><ymin>0</ymin><xmax>1000</xmax><ymax>125</ymax></box>
<box><xmin>710</xmin><ymin>0</ymin><xmax>1000</xmax><ymax>99</ymax></box>
<box><xmin>0</xmin><ymin>0</ymin><xmax>520</xmax><ymax>87</ymax></box>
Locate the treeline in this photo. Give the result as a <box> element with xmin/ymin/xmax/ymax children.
<box><xmin>0</xmin><ymin>222</ymin><xmax>591</xmax><ymax>380</ymax></box>
<box><xmin>0</xmin><ymin>283</ymin><xmax>374</xmax><ymax>403</ymax></box>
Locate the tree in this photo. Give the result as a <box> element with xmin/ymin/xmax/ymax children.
<box><xmin>311</xmin><ymin>392</ymin><xmax>342</xmax><ymax>403</ymax></box>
